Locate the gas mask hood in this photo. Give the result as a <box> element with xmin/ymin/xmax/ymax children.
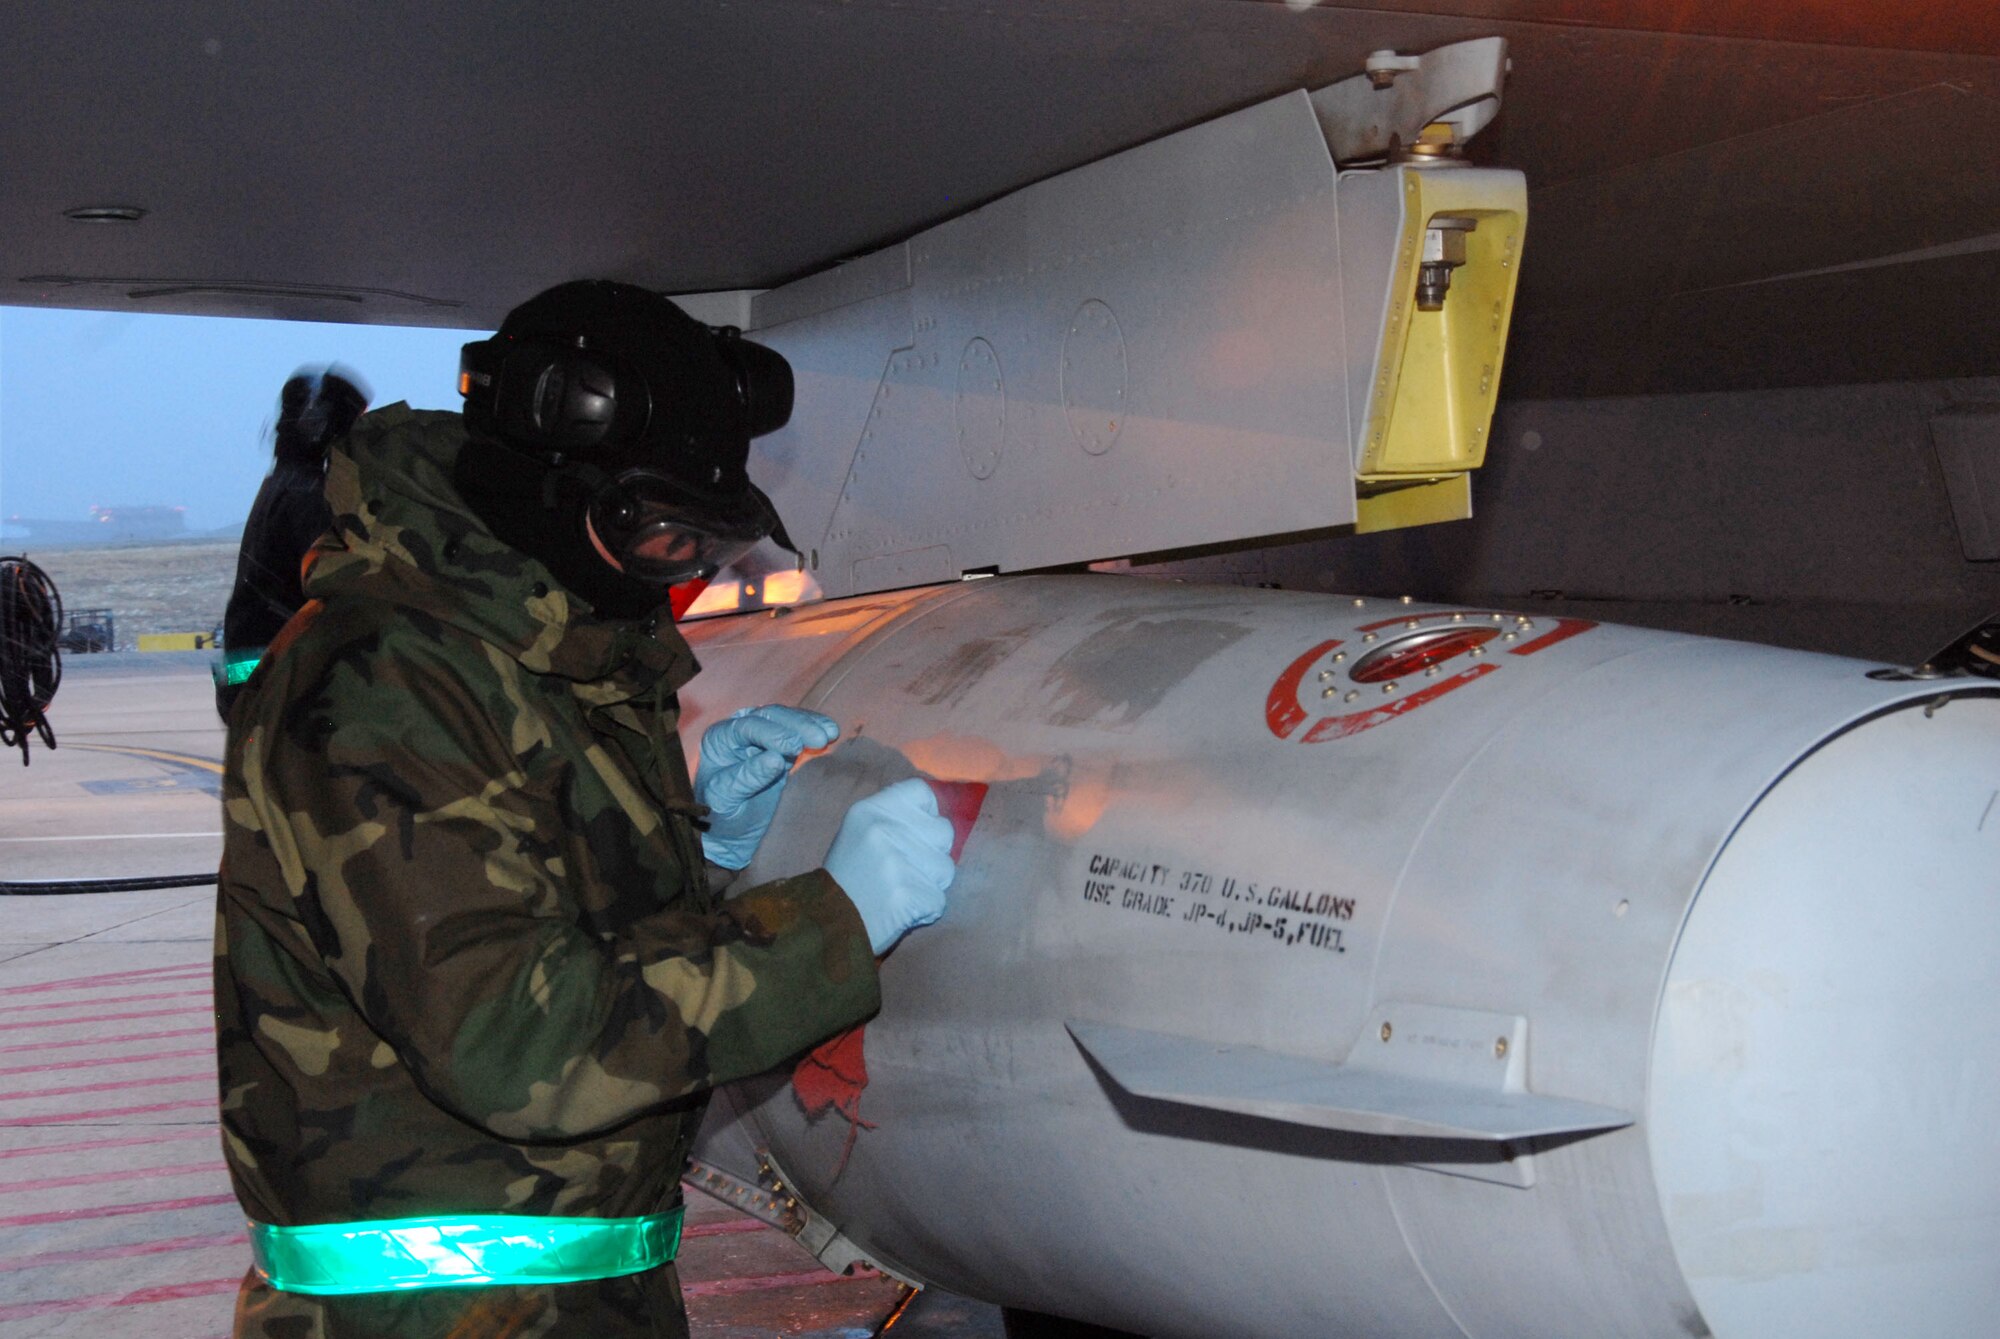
<box><xmin>457</xmin><ymin>280</ymin><xmax>795</xmax><ymax>589</ymax></box>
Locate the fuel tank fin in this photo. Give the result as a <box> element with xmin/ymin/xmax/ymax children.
<box><xmin>1067</xmin><ymin>1019</ymin><xmax>1633</xmax><ymax>1142</ymax></box>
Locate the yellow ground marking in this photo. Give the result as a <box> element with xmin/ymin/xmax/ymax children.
<box><xmin>67</xmin><ymin>742</ymin><xmax>226</xmax><ymax>775</ymax></box>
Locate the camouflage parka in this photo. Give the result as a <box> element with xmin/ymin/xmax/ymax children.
<box><xmin>215</xmin><ymin>404</ymin><xmax>879</xmax><ymax>1337</ymax></box>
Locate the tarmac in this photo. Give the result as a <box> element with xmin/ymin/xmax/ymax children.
<box><xmin>0</xmin><ymin>655</ymin><xmax>1006</xmax><ymax>1338</ymax></box>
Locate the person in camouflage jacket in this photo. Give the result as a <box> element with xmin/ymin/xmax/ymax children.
<box><xmin>217</xmin><ymin>286</ymin><xmax>946</xmax><ymax>1337</ymax></box>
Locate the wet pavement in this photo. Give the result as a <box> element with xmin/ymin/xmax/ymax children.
<box><xmin>0</xmin><ymin>658</ymin><xmax>1005</xmax><ymax>1338</ymax></box>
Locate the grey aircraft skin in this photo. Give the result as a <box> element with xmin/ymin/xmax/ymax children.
<box><xmin>676</xmin><ymin>575</ymin><xmax>2000</xmax><ymax>1339</ymax></box>
<box><xmin>8</xmin><ymin>5</ymin><xmax>2000</xmax><ymax>1336</ymax></box>
<box><xmin>8</xmin><ymin>3</ymin><xmax>2000</xmax><ymax>651</ymax></box>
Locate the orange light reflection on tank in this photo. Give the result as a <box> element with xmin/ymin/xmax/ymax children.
<box><xmin>683</xmin><ymin>581</ymin><xmax>741</xmax><ymax>616</ymax></box>
<box><xmin>903</xmin><ymin>735</ymin><xmax>1040</xmax><ymax>784</ymax></box>
<box><xmin>1046</xmin><ymin>764</ymin><xmax>1115</xmax><ymax>843</ymax></box>
<box><xmin>904</xmin><ymin>736</ymin><xmax>1112</xmax><ymax>841</ymax></box>
<box><xmin>761</xmin><ymin>569</ymin><xmax>817</xmax><ymax>605</ymax></box>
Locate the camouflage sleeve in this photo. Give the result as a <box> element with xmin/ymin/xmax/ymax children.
<box><xmin>233</xmin><ymin>635</ymin><xmax>879</xmax><ymax>1143</ymax></box>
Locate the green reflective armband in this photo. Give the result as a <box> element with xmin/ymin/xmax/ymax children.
<box><xmin>249</xmin><ymin>1207</ymin><xmax>685</xmax><ymax>1295</ymax></box>
<box><xmin>212</xmin><ymin>648</ymin><xmax>263</xmax><ymax>688</ymax></box>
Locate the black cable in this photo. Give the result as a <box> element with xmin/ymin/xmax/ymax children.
<box><xmin>0</xmin><ymin>556</ymin><xmax>62</xmax><ymax>765</ymax></box>
<box><xmin>0</xmin><ymin>873</ymin><xmax>217</xmax><ymax>896</ymax></box>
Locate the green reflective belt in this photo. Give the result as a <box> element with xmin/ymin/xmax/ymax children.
<box><xmin>249</xmin><ymin>1207</ymin><xmax>685</xmax><ymax>1295</ymax></box>
<box><xmin>213</xmin><ymin>649</ymin><xmax>263</xmax><ymax>688</ymax></box>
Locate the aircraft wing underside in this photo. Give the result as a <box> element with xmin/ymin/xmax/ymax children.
<box><xmin>4</xmin><ymin>0</ymin><xmax>1997</xmax><ymax>397</ymax></box>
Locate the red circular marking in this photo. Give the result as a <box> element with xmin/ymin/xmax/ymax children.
<box><xmin>1267</xmin><ymin>615</ymin><xmax>1599</xmax><ymax>743</ymax></box>
<box><xmin>1265</xmin><ymin>639</ymin><xmax>1342</xmax><ymax>740</ymax></box>
<box><xmin>1349</xmin><ymin>627</ymin><xmax>1499</xmax><ymax>683</ymax></box>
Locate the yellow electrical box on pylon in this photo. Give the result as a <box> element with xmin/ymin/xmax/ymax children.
<box><xmin>1341</xmin><ymin>141</ymin><xmax>1527</xmax><ymax>532</ymax></box>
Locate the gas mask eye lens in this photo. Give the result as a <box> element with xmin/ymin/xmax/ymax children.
<box><xmin>584</xmin><ymin>469</ymin><xmax>774</xmax><ymax>586</ymax></box>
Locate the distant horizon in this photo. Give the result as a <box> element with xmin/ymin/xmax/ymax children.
<box><xmin>0</xmin><ymin>306</ymin><xmax>487</xmax><ymax>536</ymax></box>
<box><xmin>0</xmin><ymin>527</ymin><xmax>246</xmax><ymax>547</ymax></box>
<box><xmin>0</xmin><ymin>514</ymin><xmax>248</xmax><ymax>546</ymax></box>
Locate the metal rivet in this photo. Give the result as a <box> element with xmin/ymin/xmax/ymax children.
<box><xmin>1491</xmin><ymin>613</ymin><xmax>1504</xmax><ymax>622</ymax></box>
<box><xmin>1381</xmin><ymin>1022</ymin><xmax>1393</xmax><ymax>1042</ymax></box>
<box><xmin>1322</xmin><ymin>686</ymin><xmax>1338</xmax><ymax>698</ymax></box>
<box><xmin>1318</xmin><ymin>670</ymin><xmax>1335</xmax><ymax>681</ymax></box>
<box><xmin>1383</xmin><ymin>682</ymin><xmax>1398</xmax><ymax>694</ymax></box>
<box><xmin>1425</xmin><ymin>666</ymin><xmax>1440</xmax><ymax>677</ymax></box>
<box><xmin>1470</xmin><ymin>646</ymin><xmax>1485</xmax><ymax>656</ymax></box>
<box><xmin>1615</xmin><ymin>899</ymin><xmax>1630</xmax><ymax>918</ymax></box>
<box><xmin>1363</xmin><ymin>632</ymin><xmax>1377</xmax><ymax>643</ymax></box>
<box><xmin>1494</xmin><ymin>1037</ymin><xmax>1509</xmax><ymax>1059</ymax></box>
<box><xmin>1399</xmin><ymin>595</ymin><xmax>1413</xmax><ymax>605</ymax></box>
<box><xmin>1406</xmin><ymin>619</ymin><xmax>1420</xmax><ymax>629</ymax></box>
<box><xmin>1503</xmin><ymin>632</ymin><xmax>1517</xmax><ymax>641</ymax></box>
<box><xmin>1344</xmin><ymin>690</ymin><xmax>1360</xmax><ymax>703</ymax></box>
<box><xmin>1451</xmin><ymin>612</ymin><xmax>1464</xmax><ymax>622</ymax></box>
<box><xmin>1332</xmin><ymin>652</ymin><xmax>1346</xmax><ymax>662</ymax></box>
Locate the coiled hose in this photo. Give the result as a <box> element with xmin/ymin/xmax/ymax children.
<box><xmin>0</xmin><ymin>559</ymin><xmax>219</xmax><ymax>893</ymax></box>
<box><xmin>0</xmin><ymin>555</ymin><xmax>61</xmax><ymax>765</ymax></box>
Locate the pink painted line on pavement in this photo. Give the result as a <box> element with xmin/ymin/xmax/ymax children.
<box><xmin>0</xmin><ymin>1275</ymin><xmax>241</xmax><ymax>1323</ymax></box>
<box><xmin>0</xmin><ymin>1230</ymin><xmax>245</xmax><ymax>1274</ymax></box>
<box><xmin>0</xmin><ymin>1046</ymin><xmax>214</xmax><ymax>1078</ymax></box>
<box><xmin>0</xmin><ymin>965</ymin><xmax>209</xmax><ymax>998</ymax></box>
<box><xmin>0</xmin><ymin>1128</ymin><xmax>215</xmax><ymax>1160</ymax></box>
<box><xmin>0</xmin><ymin>1005</ymin><xmax>212</xmax><ymax>1034</ymax></box>
<box><xmin>0</xmin><ymin>1025</ymin><xmax>212</xmax><ymax>1056</ymax></box>
<box><xmin>681</xmin><ymin>1267</ymin><xmax>865</xmax><ymax>1298</ymax></box>
<box><xmin>0</xmin><ymin>990</ymin><xmax>211</xmax><ymax>1018</ymax></box>
<box><xmin>0</xmin><ymin>1071</ymin><xmax>211</xmax><ymax>1103</ymax></box>
<box><xmin>0</xmin><ymin>1096</ymin><xmax>215</xmax><ymax>1126</ymax></box>
<box><xmin>0</xmin><ymin>1158</ymin><xmax>223</xmax><ymax>1197</ymax></box>
<box><xmin>0</xmin><ymin>1191</ymin><xmax>238</xmax><ymax>1230</ymax></box>
<box><xmin>683</xmin><ymin>1218</ymin><xmax>771</xmax><ymax>1239</ymax></box>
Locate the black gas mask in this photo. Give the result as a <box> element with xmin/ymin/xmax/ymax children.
<box><xmin>458</xmin><ymin>281</ymin><xmax>794</xmax><ymax>587</ymax></box>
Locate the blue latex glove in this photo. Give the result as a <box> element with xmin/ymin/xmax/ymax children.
<box><xmin>823</xmin><ymin>778</ymin><xmax>957</xmax><ymax>956</ymax></box>
<box><xmin>694</xmin><ymin>705</ymin><xmax>840</xmax><ymax>869</ymax></box>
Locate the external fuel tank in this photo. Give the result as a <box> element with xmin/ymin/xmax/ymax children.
<box><xmin>681</xmin><ymin>574</ymin><xmax>2000</xmax><ymax>1339</ymax></box>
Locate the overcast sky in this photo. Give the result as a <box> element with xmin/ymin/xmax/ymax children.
<box><xmin>0</xmin><ymin>306</ymin><xmax>487</xmax><ymax>534</ymax></box>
